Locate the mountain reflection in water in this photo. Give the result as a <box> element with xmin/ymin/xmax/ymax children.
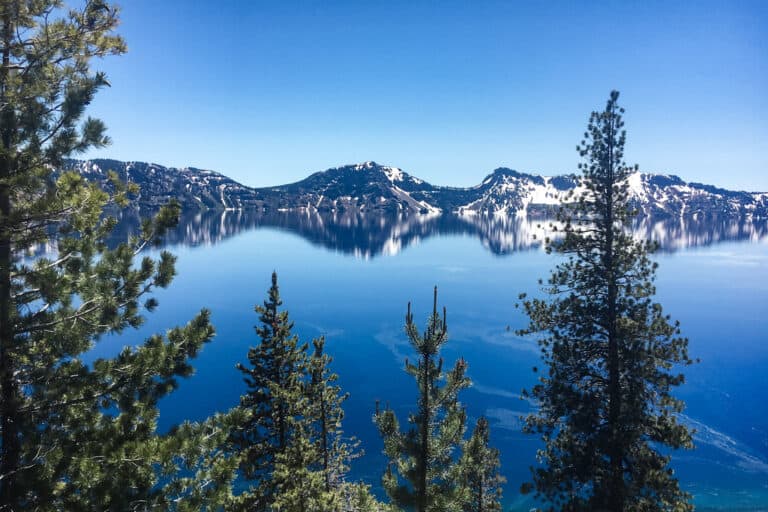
<box><xmin>104</xmin><ymin>209</ymin><xmax>768</xmax><ymax>258</ymax></box>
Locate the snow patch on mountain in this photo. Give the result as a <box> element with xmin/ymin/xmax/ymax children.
<box><xmin>382</xmin><ymin>166</ymin><xmax>404</xmax><ymax>183</ymax></box>
<box><xmin>62</xmin><ymin>159</ymin><xmax>767</xmax><ymax>220</ymax></box>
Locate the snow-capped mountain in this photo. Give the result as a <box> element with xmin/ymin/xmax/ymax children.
<box><xmin>250</xmin><ymin>161</ymin><xmax>440</xmax><ymax>214</ymax></box>
<box><xmin>66</xmin><ymin>159</ymin><xmax>259</xmax><ymax>210</ymax></box>
<box><xmin>62</xmin><ymin>159</ymin><xmax>768</xmax><ymax>219</ymax></box>
<box><xmin>624</xmin><ymin>173</ymin><xmax>768</xmax><ymax>219</ymax></box>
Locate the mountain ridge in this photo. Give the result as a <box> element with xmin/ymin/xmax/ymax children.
<box><xmin>63</xmin><ymin>159</ymin><xmax>768</xmax><ymax>219</ymax></box>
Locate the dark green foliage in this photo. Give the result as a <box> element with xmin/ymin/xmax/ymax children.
<box><xmin>458</xmin><ymin>417</ymin><xmax>504</xmax><ymax>512</ymax></box>
<box><xmin>231</xmin><ymin>272</ymin><xmax>370</xmax><ymax>511</ymax></box>
<box><xmin>270</xmin><ymin>416</ymin><xmax>338</xmax><ymax>512</ymax></box>
<box><xmin>231</xmin><ymin>271</ymin><xmax>309</xmax><ymax>509</ymax></box>
<box><xmin>307</xmin><ymin>336</ymin><xmax>358</xmax><ymax>494</ymax></box>
<box><xmin>156</xmin><ymin>408</ymin><xmax>249</xmax><ymax>511</ymax></box>
<box><xmin>518</xmin><ymin>91</ymin><xmax>695</xmax><ymax>511</ymax></box>
<box><xmin>0</xmin><ymin>2</ymin><xmax>233</xmax><ymax>509</ymax></box>
<box><xmin>374</xmin><ymin>287</ymin><xmax>471</xmax><ymax>512</ymax></box>
<box><xmin>340</xmin><ymin>483</ymin><xmax>399</xmax><ymax>512</ymax></box>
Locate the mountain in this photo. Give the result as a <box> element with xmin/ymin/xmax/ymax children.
<box><xmin>63</xmin><ymin>159</ymin><xmax>768</xmax><ymax>219</ymax></box>
<box><xmin>66</xmin><ymin>159</ymin><xmax>258</xmax><ymax>210</ymax></box>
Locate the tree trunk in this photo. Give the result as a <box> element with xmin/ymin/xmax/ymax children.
<box><xmin>0</xmin><ymin>7</ymin><xmax>20</xmax><ymax>505</ymax></box>
<box><xmin>604</xmin><ymin>108</ymin><xmax>624</xmax><ymax>511</ymax></box>
<box><xmin>320</xmin><ymin>393</ymin><xmax>329</xmax><ymax>491</ymax></box>
<box><xmin>477</xmin><ymin>474</ymin><xmax>484</xmax><ymax>512</ymax></box>
<box><xmin>418</xmin><ymin>352</ymin><xmax>430</xmax><ymax>512</ymax></box>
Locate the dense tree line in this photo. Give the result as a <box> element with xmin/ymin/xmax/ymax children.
<box><xmin>0</xmin><ymin>2</ymin><xmax>694</xmax><ymax>511</ymax></box>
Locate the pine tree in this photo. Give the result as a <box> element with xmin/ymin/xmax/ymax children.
<box><xmin>271</xmin><ymin>414</ymin><xmax>337</xmax><ymax>512</ymax></box>
<box><xmin>231</xmin><ymin>271</ymin><xmax>310</xmax><ymax>510</ymax></box>
<box><xmin>458</xmin><ymin>417</ymin><xmax>504</xmax><ymax>512</ymax></box>
<box><xmin>374</xmin><ymin>287</ymin><xmax>470</xmax><ymax>512</ymax></box>
<box><xmin>0</xmin><ymin>2</ymin><xmax>231</xmax><ymax>509</ymax></box>
<box><xmin>231</xmin><ymin>273</ymin><xmax>375</xmax><ymax>512</ymax></box>
<box><xmin>1</xmin><ymin>2</ymin><xmax>124</xmax><ymax>501</ymax></box>
<box><xmin>307</xmin><ymin>336</ymin><xmax>357</xmax><ymax>495</ymax></box>
<box><xmin>340</xmin><ymin>483</ymin><xmax>399</xmax><ymax>512</ymax></box>
<box><xmin>145</xmin><ymin>404</ymin><xmax>248</xmax><ymax>511</ymax></box>
<box><xmin>518</xmin><ymin>91</ymin><xmax>695</xmax><ymax>511</ymax></box>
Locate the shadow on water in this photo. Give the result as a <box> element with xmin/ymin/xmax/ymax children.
<box><xmin>104</xmin><ymin>208</ymin><xmax>768</xmax><ymax>258</ymax></box>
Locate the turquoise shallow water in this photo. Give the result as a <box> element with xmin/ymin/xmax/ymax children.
<box><xmin>91</xmin><ymin>215</ymin><xmax>768</xmax><ymax>510</ymax></box>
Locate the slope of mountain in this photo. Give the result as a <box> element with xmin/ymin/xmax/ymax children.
<box><xmin>66</xmin><ymin>159</ymin><xmax>259</xmax><ymax>210</ymax></box>
<box><xmin>250</xmin><ymin>161</ymin><xmax>440</xmax><ymax>214</ymax></box>
<box><xmin>63</xmin><ymin>159</ymin><xmax>768</xmax><ymax>219</ymax></box>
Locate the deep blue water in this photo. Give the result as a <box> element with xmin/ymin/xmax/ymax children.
<box><xmin>91</xmin><ymin>212</ymin><xmax>768</xmax><ymax>510</ymax></box>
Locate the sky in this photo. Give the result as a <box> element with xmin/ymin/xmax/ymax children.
<box><xmin>83</xmin><ymin>0</ymin><xmax>768</xmax><ymax>191</ymax></box>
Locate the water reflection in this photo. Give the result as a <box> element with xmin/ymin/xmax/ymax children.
<box><xmin>102</xmin><ymin>209</ymin><xmax>768</xmax><ymax>258</ymax></box>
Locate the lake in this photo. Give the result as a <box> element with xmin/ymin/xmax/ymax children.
<box><xmin>92</xmin><ymin>210</ymin><xmax>768</xmax><ymax>511</ymax></box>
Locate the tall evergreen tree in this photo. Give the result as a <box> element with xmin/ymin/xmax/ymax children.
<box><xmin>231</xmin><ymin>271</ymin><xmax>309</xmax><ymax>510</ymax></box>
<box><xmin>0</xmin><ymin>1</ymin><xmax>232</xmax><ymax>509</ymax></box>
<box><xmin>307</xmin><ymin>336</ymin><xmax>356</xmax><ymax>494</ymax></box>
<box><xmin>458</xmin><ymin>417</ymin><xmax>504</xmax><ymax>512</ymax></box>
<box><xmin>270</xmin><ymin>409</ymin><xmax>337</xmax><ymax>512</ymax></box>
<box><xmin>375</xmin><ymin>287</ymin><xmax>470</xmax><ymax>512</ymax></box>
<box><xmin>518</xmin><ymin>91</ymin><xmax>695</xmax><ymax>511</ymax></box>
<box><xmin>232</xmin><ymin>274</ymin><xmax>369</xmax><ymax>512</ymax></box>
<box><xmin>1</xmin><ymin>3</ymin><xmax>124</xmax><ymax>502</ymax></box>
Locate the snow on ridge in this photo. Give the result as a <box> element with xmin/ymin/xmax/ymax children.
<box><xmin>66</xmin><ymin>158</ymin><xmax>766</xmax><ymax>218</ymax></box>
<box><xmin>382</xmin><ymin>166</ymin><xmax>404</xmax><ymax>183</ymax></box>
<box><xmin>387</xmin><ymin>181</ymin><xmax>441</xmax><ymax>214</ymax></box>
<box><xmin>526</xmin><ymin>178</ymin><xmax>568</xmax><ymax>206</ymax></box>
<box><xmin>349</xmin><ymin>161</ymin><xmax>410</xmax><ymax>184</ymax></box>
<box><xmin>352</xmin><ymin>161</ymin><xmax>377</xmax><ymax>171</ymax></box>
<box><xmin>626</xmin><ymin>171</ymin><xmax>648</xmax><ymax>201</ymax></box>
<box><xmin>460</xmin><ymin>172</ymin><xmax>588</xmax><ymax>214</ymax></box>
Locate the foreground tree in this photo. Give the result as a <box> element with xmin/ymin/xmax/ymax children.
<box><xmin>458</xmin><ymin>417</ymin><xmax>504</xmax><ymax>512</ymax></box>
<box><xmin>232</xmin><ymin>273</ymin><xmax>372</xmax><ymax>512</ymax></box>
<box><xmin>231</xmin><ymin>272</ymin><xmax>309</xmax><ymax>509</ymax></box>
<box><xmin>269</xmin><ymin>337</ymin><xmax>359</xmax><ymax>512</ymax></box>
<box><xmin>375</xmin><ymin>287</ymin><xmax>471</xmax><ymax>512</ymax></box>
<box><xmin>518</xmin><ymin>91</ymin><xmax>695</xmax><ymax>511</ymax></box>
<box><xmin>270</xmin><ymin>408</ymin><xmax>336</xmax><ymax>512</ymax></box>
<box><xmin>307</xmin><ymin>336</ymin><xmax>357</xmax><ymax>494</ymax></box>
<box><xmin>0</xmin><ymin>2</ymin><xmax>236</xmax><ymax>509</ymax></box>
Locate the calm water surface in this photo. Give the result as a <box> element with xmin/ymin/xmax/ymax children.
<box><xmin>92</xmin><ymin>212</ymin><xmax>768</xmax><ymax>511</ymax></box>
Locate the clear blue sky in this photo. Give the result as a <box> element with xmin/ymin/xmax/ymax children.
<box><xmin>84</xmin><ymin>0</ymin><xmax>767</xmax><ymax>191</ymax></box>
